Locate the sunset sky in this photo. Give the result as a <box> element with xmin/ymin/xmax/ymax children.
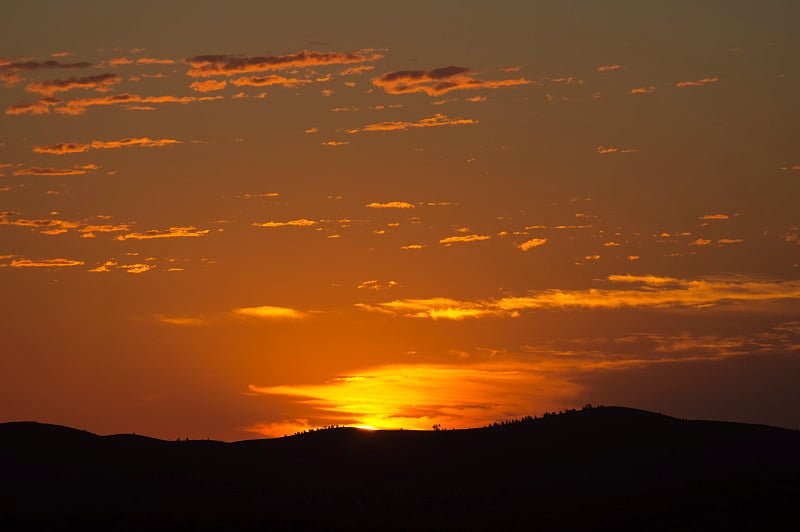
<box><xmin>2</xmin><ymin>1</ymin><xmax>799</xmax><ymax>440</ymax></box>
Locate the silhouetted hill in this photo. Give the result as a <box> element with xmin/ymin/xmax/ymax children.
<box><xmin>2</xmin><ymin>407</ymin><xmax>799</xmax><ymax>531</ymax></box>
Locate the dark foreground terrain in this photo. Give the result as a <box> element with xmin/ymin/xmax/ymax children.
<box><xmin>2</xmin><ymin>406</ymin><xmax>799</xmax><ymax>530</ymax></box>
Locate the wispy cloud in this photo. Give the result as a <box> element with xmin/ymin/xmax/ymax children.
<box><xmin>54</xmin><ymin>93</ymin><xmax>222</xmax><ymax>115</ymax></box>
<box><xmin>155</xmin><ymin>314</ymin><xmax>209</xmax><ymax>326</ymax></box>
<box><xmin>5</xmin><ymin>97</ymin><xmax>60</xmax><ymax>115</ymax></box>
<box><xmin>629</xmin><ymin>86</ymin><xmax>656</xmax><ymax>95</ymax></box>
<box><xmin>233</xmin><ymin>305</ymin><xmax>309</xmax><ymax>319</ymax></box>
<box><xmin>1</xmin><ymin>59</ymin><xmax>92</xmax><ymax>87</ymax></box>
<box><xmin>25</xmin><ymin>73</ymin><xmax>120</xmax><ymax>97</ymax></box>
<box><xmin>675</xmin><ymin>76</ymin><xmax>719</xmax><ymax>88</ymax></box>
<box><xmin>365</xmin><ymin>201</ymin><xmax>414</xmax><ymax>209</ymax></box>
<box><xmin>597</xmin><ymin>146</ymin><xmax>638</xmax><ymax>155</ymax></box>
<box><xmin>517</xmin><ymin>238</ymin><xmax>547</xmax><ymax>251</ymax></box>
<box><xmin>358</xmin><ymin>275</ymin><xmax>800</xmax><ymax>320</ymax></box>
<box><xmin>114</xmin><ymin>226</ymin><xmax>210</xmax><ymax>240</ymax></box>
<box><xmin>597</xmin><ymin>64</ymin><xmax>622</xmax><ymax>72</ymax></box>
<box><xmin>190</xmin><ymin>79</ymin><xmax>227</xmax><ymax>92</ymax></box>
<box><xmin>440</xmin><ymin>234</ymin><xmax>491</xmax><ymax>245</ymax></box>
<box><xmin>231</xmin><ymin>75</ymin><xmax>315</xmax><ymax>88</ymax></box>
<box><xmin>34</xmin><ymin>137</ymin><xmax>181</xmax><ymax>154</ymax></box>
<box><xmin>12</xmin><ymin>164</ymin><xmax>98</xmax><ymax>176</ymax></box>
<box><xmin>5</xmin><ymin>258</ymin><xmax>84</xmax><ymax>268</ymax></box>
<box><xmin>700</xmin><ymin>213</ymin><xmax>729</xmax><ymax>221</ymax></box>
<box><xmin>373</xmin><ymin>66</ymin><xmax>531</xmax><ymax>96</ymax></box>
<box><xmin>252</xmin><ymin>219</ymin><xmax>317</xmax><ymax>228</ymax></box>
<box><xmin>185</xmin><ymin>49</ymin><xmax>384</xmax><ymax>77</ymax></box>
<box><xmin>347</xmin><ymin>113</ymin><xmax>477</xmax><ymax>134</ymax></box>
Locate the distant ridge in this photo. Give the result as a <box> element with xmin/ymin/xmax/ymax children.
<box><xmin>3</xmin><ymin>406</ymin><xmax>799</xmax><ymax>531</ymax></box>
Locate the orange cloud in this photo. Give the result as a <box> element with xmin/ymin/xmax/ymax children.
<box><xmin>185</xmin><ymin>49</ymin><xmax>384</xmax><ymax>77</ymax></box>
<box><xmin>597</xmin><ymin>64</ymin><xmax>622</xmax><ymax>72</ymax></box>
<box><xmin>321</xmin><ymin>140</ymin><xmax>349</xmax><ymax>146</ymax></box>
<box><xmin>365</xmin><ymin>201</ymin><xmax>414</xmax><ymax>209</ymax></box>
<box><xmin>25</xmin><ymin>73</ymin><xmax>120</xmax><ymax>97</ymax></box>
<box><xmin>718</xmin><ymin>238</ymin><xmax>744</xmax><ymax>244</ymax></box>
<box><xmin>155</xmin><ymin>314</ymin><xmax>208</xmax><ymax>326</ymax></box>
<box><xmin>8</xmin><ymin>258</ymin><xmax>84</xmax><ymax>268</ymax></box>
<box><xmin>55</xmin><ymin>93</ymin><xmax>223</xmax><ymax>115</ymax></box>
<box><xmin>231</xmin><ymin>75</ymin><xmax>315</xmax><ymax>88</ymax></box>
<box><xmin>248</xmin><ymin>361</ymin><xmax>579</xmax><ymax>433</ymax></box>
<box><xmin>629</xmin><ymin>86</ymin><xmax>656</xmax><ymax>95</ymax></box>
<box><xmin>359</xmin><ymin>275</ymin><xmax>800</xmax><ymax>319</ymax></box>
<box><xmin>115</xmin><ymin>226</ymin><xmax>210</xmax><ymax>240</ymax></box>
<box><xmin>517</xmin><ymin>238</ymin><xmax>547</xmax><ymax>251</ymax></box>
<box><xmin>700</xmin><ymin>213</ymin><xmax>729</xmax><ymax>220</ymax></box>
<box><xmin>675</xmin><ymin>76</ymin><xmax>719</xmax><ymax>88</ymax></box>
<box><xmin>373</xmin><ymin>66</ymin><xmax>531</xmax><ymax>96</ymax></box>
<box><xmin>12</xmin><ymin>164</ymin><xmax>97</xmax><ymax>176</ymax></box>
<box><xmin>252</xmin><ymin>219</ymin><xmax>317</xmax><ymax>228</ymax></box>
<box><xmin>5</xmin><ymin>97</ymin><xmax>60</xmax><ymax>115</ymax></box>
<box><xmin>347</xmin><ymin>113</ymin><xmax>477</xmax><ymax>134</ymax></box>
<box><xmin>233</xmin><ymin>305</ymin><xmax>308</xmax><ymax>319</ymax></box>
<box><xmin>597</xmin><ymin>146</ymin><xmax>638</xmax><ymax>155</ymax></box>
<box><xmin>34</xmin><ymin>137</ymin><xmax>181</xmax><ymax>155</ymax></box>
<box><xmin>190</xmin><ymin>79</ymin><xmax>227</xmax><ymax>92</ymax></box>
<box><xmin>1</xmin><ymin>59</ymin><xmax>92</xmax><ymax>87</ymax></box>
<box><xmin>439</xmin><ymin>234</ymin><xmax>491</xmax><ymax>245</ymax></box>
<box><xmin>136</xmin><ymin>57</ymin><xmax>175</xmax><ymax>65</ymax></box>
<box><xmin>340</xmin><ymin>65</ymin><xmax>374</xmax><ymax>76</ymax></box>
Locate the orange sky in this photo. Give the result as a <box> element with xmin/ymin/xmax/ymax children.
<box><xmin>2</xmin><ymin>1</ymin><xmax>799</xmax><ymax>440</ymax></box>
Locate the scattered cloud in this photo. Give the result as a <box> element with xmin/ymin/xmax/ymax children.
<box><xmin>231</xmin><ymin>75</ymin><xmax>315</xmax><ymax>88</ymax></box>
<box><xmin>25</xmin><ymin>73</ymin><xmax>120</xmax><ymax>97</ymax></box>
<box><xmin>185</xmin><ymin>49</ymin><xmax>384</xmax><ymax>77</ymax></box>
<box><xmin>517</xmin><ymin>238</ymin><xmax>547</xmax><ymax>251</ymax></box>
<box><xmin>155</xmin><ymin>314</ymin><xmax>209</xmax><ymax>326</ymax></box>
<box><xmin>440</xmin><ymin>234</ymin><xmax>491</xmax><ymax>245</ymax></box>
<box><xmin>629</xmin><ymin>86</ymin><xmax>656</xmax><ymax>95</ymax></box>
<box><xmin>34</xmin><ymin>137</ymin><xmax>181</xmax><ymax>154</ymax></box>
<box><xmin>54</xmin><ymin>93</ymin><xmax>222</xmax><ymax>115</ymax></box>
<box><xmin>252</xmin><ymin>219</ymin><xmax>317</xmax><ymax>228</ymax></box>
<box><xmin>373</xmin><ymin>65</ymin><xmax>531</xmax><ymax>96</ymax></box>
<box><xmin>597</xmin><ymin>65</ymin><xmax>622</xmax><ymax>72</ymax></box>
<box><xmin>12</xmin><ymin>164</ymin><xmax>98</xmax><ymax>176</ymax></box>
<box><xmin>6</xmin><ymin>258</ymin><xmax>84</xmax><ymax>268</ymax></box>
<box><xmin>5</xmin><ymin>97</ymin><xmax>60</xmax><ymax>115</ymax></box>
<box><xmin>1</xmin><ymin>59</ymin><xmax>92</xmax><ymax>87</ymax></box>
<box><xmin>190</xmin><ymin>79</ymin><xmax>227</xmax><ymax>92</ymax></box>
<box><xmin>365</xmin><ymin>201</ymin><xmax>414</xmax><ymax>209</ymax></box>
<box><xmin>597</xmin><ymin>146</ymin><xmax>638</xmax><ymax>155</ymax></box>
<box><xmin>358</xmin><ymin>275</ymin><xmax>800</xmax><ymax>320</ymax></box>
<box><xmin>115</xmin><ymin>226</ymin><xmax>210</xmax><ymax>240</ymax></box>
<box><xmin>233</xmin><ymin>305</ymin><xmax>309</xmax><ymax>319</ymax></box>
<box><xmin>321</xmin><ymin>140</ymin><xmax>349</xmax><ymax>146</ymax></box>
<box><xmin>700</xmin><ymin>213</ymin><xmax>729</xmax><ymax>221</ymax></box>
<box><xmin>357</xmin><ymin>279</ymin><xmax>399</xmax><ymax>290</ymax></box>
<box><xmin>347</xmin><ymin>113</ymin><xmax>477</xmax><ymax>134</ymax></box>
<box><xmin>675</xmin><ymin>76</ymin><xmax>719</xmax><ymax>88</ymax></box>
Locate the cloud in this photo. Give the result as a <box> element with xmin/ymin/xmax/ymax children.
<box><xmin>25</xmin><ymin>73</ymin><xmax>120</xmax><ymax>97</ymax></box>
<box><xmin>7</xmin><ymin>258</ymin><xmax>84</xmax><ymax>268</ymax></box>
<box><xmin>365</xmin><ymin>201</ymin><xmax>414</xmax><ymax>209</ymax></box>
<box><xmin>357</xmin><ymin>279</ymin><xmax>398</xmax><ymax>290</ymax></box>
<box><xmin>597</xmin><ymin>65</ymin><xmax>622</xmax><ymax>72</ymax></box>
<box><xmin>1</xmin><ymin>59</ymin><xmax>92</xmax><ymax>86</ymax></box>
<box><xmin>55</xmin><ymin>93</ymin><xmax>223</xmax><ymax>115</ymax></box>
<box><xmin>185</xmin><ymin>49</ymin><xmax>384</xmax><ymax>77</ymax></box>
<box><xmin>190</xmin><ymin>79</ymin><xmax>227</xmax><ymax>92</ymax></box>
<box><xmin>718</xmin><ymin>238</ymin><xmax>744</xmax><ymax>245</ymax></box>
<box><xmin>691</xmin><ymin>238</ymin><xmax>712</xmax><ymax>246</ymax></box>
<box><xmin>321</xmin><ymin>140</ymin><xmax>349</xmax><ymax>146</ymax></box>
<box><xmin>439</xmin><ymin>234</ymin><xmax>492</xmax><ymax>245</ymax></box>
<box><xmin>401</xmin><ymin>244</ymin><xmax>424</xmax><ymax>250</ymax></box>
<box><xmin>675</xmin><ymin>76</ymin><xmax>719</xmax><ymax>88</ymax></box>
<box><xmin>358</xmin><ymin>275</ymin><xmax>800</xmax><ymax>320</ymax></box>
<box><xmin>231</xmin><ymin>75</ymin><xmax>315</xmax><ymax>88</ymax></box>
<box><xmin>340</xmin><ymin>65</ymin><xmax>374</xmax><ymax>76</ymax></box>
<box><xmin>517</xmin><ymin>238</ymin><xmax>547</xmax><ymax>251</ymax></box>
<box><xmin>700</xmin><ymin>213</ymin><xmax>729</xmax><ymax>221</ymax></box>
<box><xmin>233</xmin><ymin>305</ymin><xmax>308</xmax><ymax>319</ymax></box>
<box><xmin>248</xmin><ymin>360</ymin><xmax>578</xmax><ymax>432</ymax></box>
<box><xmin>252</xmin><ymin>219</ymin><xmax>317</xmax><ymax>228</ymax></box>
<box><xmin>155</xmin><ymin>314</ymin><xmax>208</xmax><ymax>326</ymax></box>
<box><xmin>12</xmin><ymin>164</ymin><xmax>97</xmax><ymax>176</ymax></box>
<box><xmin>596</xmin><ymin>146</ymin><xmax>638</xmax><ymax>155</ymax></box>
<box><xmin>347</xmin><ymin>113</ymin><xmax>477</xmax><ymax>134</ymax></box>
<box><xmin>629</xmin><ymin>86</ymin><xmax>656</xmax><ymax>95</ymax></box>
<box><xmin>372</xmin><ymin>66</ymin><xmax>531</xmax><ymax>96</ymax></box>
<box><xmin>34</xmin><ymin>137</ymin><xmax>181</xmax><ymax>154</ymax></box>
<box><xmin>5</xmin><ymin>97</ymin><xmax>60</xmax><ymax>115</ymax></box>
<box><xmin>114</xmin><ymin>226</ymin><xmax>210</xmax><ymax>240</ymax></box>
<box><xmin>136</xmin><ymin>57</ymin><xmax>175</xmax><ymax>65</ymax></box>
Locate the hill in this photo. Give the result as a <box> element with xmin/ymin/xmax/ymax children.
<box><xmin>2</xmin><ymin>406</ymin><xmax>799</xmax><ymax>530</ymax></box>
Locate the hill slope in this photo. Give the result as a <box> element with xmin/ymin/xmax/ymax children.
<box><xmin>2</xmin><ymin>407</ymin><xmax>799</xmax><ymax>530</ymax></box>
